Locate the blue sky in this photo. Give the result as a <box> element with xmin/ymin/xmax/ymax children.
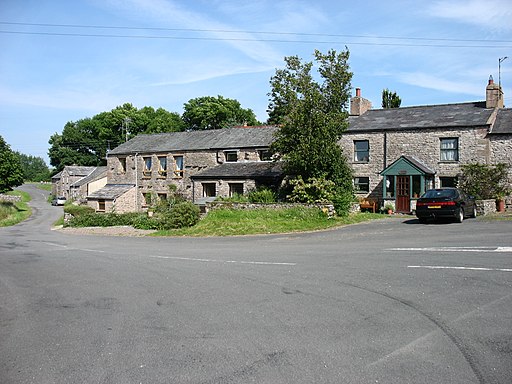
<box><xmin>1</xmin><ymin>0</ymin><xmax>511</xmax><ymax>166</ymax></box>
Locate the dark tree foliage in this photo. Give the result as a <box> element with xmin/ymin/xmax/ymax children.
<box><xmin>15</xmin><ymin>152</ymin><xmax>51</xmax><ymax>182</ymax></box>
<box><xmin>0</xmin><ymin>136</ymin><xmax>24</xmax><ymax>193</ymax></box>
<box><xmin>182</xmin><ymin>96</ymin><xmax>259</xmax><ymax>130</ymax></box>
<box><xmin>382</xmin><ymin>88</ymin><xmax>402</xmax><ymax>108</ymax></box>
<box><xmin>48</xmin><ymin>104</ymin><xmax>185</xmax><ymax>172</ymax></box>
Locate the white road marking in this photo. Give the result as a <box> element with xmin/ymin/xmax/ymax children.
<box><xmin>408</xmin><ymin>266</ymin><xmax>512</xmax><ymax>272</ymax></box>
<box><xmin>388</xmin><ymin>247</ymin><xmax>512</xmax><ymax>253</ymax></box>
<box><xmin>150</xmin><ymin>255</ymin><xmax>296</xmax><ymax>266</ymax></box>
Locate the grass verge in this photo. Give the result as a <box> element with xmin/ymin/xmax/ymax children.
<box><xmin>153</xmin><ymin>207</ymin><xmax>385</xmax><ymax>237</ymax></box>
<box><xmin>0</xmin><ymin>190</ymin><xmax>32</xmax><ymax>227</ymax></box>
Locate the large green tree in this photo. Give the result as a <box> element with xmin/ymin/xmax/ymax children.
<box><xmin>0</xmin><ymin>136</ymin><xmax>24</xmax><ymax>193</ymax></box>
<box><xmin>49</xmin><ymin>104</ymin><xmax>185</xmax><ymax>172</ymax></box>
<box><xmin>268</xmin><ymin>49</ymin><xmax>354</xmax><ymax>210</ymax></box>
<box><xmin>382</xmin><ymin>88</ymin><xmax>401</xmax><ymax>108</ymax></box>
<box><xmin>182</xmin><ymin>96</ymin><xmax>259</xmax><ymax>130</ymax></box>
<box><xmin>15</xmin><ymin>152</ymin><xmax>51</xmax><ymax>182</ymax></box>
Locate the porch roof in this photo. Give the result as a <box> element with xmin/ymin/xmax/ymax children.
<box><xmin>381</xmin><ymin>155</ymin><xmax>435</xmax><ymax>176</ymax></box>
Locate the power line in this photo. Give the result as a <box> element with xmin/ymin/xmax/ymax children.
<box><xmin>0</xmin><ymin>21</ymin><xmax>511</xmax><ymax>48</ymax></box>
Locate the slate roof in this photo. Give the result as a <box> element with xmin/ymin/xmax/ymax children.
<box><xmin>87</xmin><ymin>184</ymin><xmax>134</xmax><ymax>200</ymax></box>
<box><xmin>191</xmin><ymin>161</ymin><xmax>284</xmax><ymax>180</ymax></box>
<box><xmin>51</xmin><ymin>171</ymin><xmax>63</xmax><ymax>180</ymax></box>
<box><xmin>71</xmin><ymin>166</ymin><xmax>107</xmax><ymax>188</ymax></box>
<box><xmin>491</xmin><ymin>109</ymin><xmax>512</xmax><ymax>134</ymax></box>
<box><xmin>348</xmin><ymin>102</ymin><xmax>495</xmax><ymax>132</ymax></box>
<box><xmin>109</xmin><ymin>127</ymin><xmax>279</xmax><ymax>156</ymax></box>
<box><xmin>64</xmin><ymin>166</ymin><xmax>97</xmax><ymax>176</ymax></box>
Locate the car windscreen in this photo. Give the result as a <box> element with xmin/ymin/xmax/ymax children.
<box><xmin>421</xmin><ymin>189</ymin><xmax>457</xmax><ymax>199</ymax></box>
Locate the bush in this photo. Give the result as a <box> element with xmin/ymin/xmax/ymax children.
<box><xmin>458</xmin><ymin>163</ymin><xmax>510</xmax><ymax>199</ymax></box>
<box><xmin>156</xmin><ymin>201</ymin><xmax>200</xmax><ymax>230</ymax></box>
<box><xmin>288</xmin><ymin>176</ymin><xmax>337</xmax><ymax>204</ymax></box>
<box><xmin>248</xmin><ymin>187</ymin><xmax>276</xmax><ymax>203</ymax></box>
<box><xmin>64</xmin><ymin>204</ymin><xmax>95</xmax><ymax>217</ymax></box>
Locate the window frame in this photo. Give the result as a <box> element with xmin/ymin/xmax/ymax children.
<box><xmin>158</xmin><ymin>156</ymin><xmax>167</xmax><ymax>177</ymax></box>
<box><xmin>173</xmin><ymin>155</ymin><xmax>184</xmax><ymax>178</ymax></box>
<box><xmin>353</xmin><ymin>176</ymin><xmax>370</xmax><ymax>193</ymax></box>
<box><xmin>202</xmin><ymin>183</ymin><xmax>217</xmax><ymax>197</ymax></box>
<box><xmin>143</xmin><ymin>156</ymin><xmax>152</xmax><ymax>176</ymax></box>
<box><xmin>440</xmin><ymin>138</ymin><xmax>459</xmax><ymax>162</ymax></box>
<box><xmin>97</xmin><ymin>199</ymin><xmax>106</xmax><ymax>212</ymax></box>
<box><xmin>228</xmin><ymin>183</ymin><xmax>244</xmax><ymax>197</ymax></box>
<box><xmin>258</xmin><ymin>149</ymin><xmax>272</xmax><ymax>162</ymax></box>
<box><xmin>354</xmin><ymin>140</ymin><xmax>370</xmax><ymax>163</ymax></box>
<box><xmin>224</xmin><ymin>150</ymin><xmax>238</xmax><ymax>162</ymax></box>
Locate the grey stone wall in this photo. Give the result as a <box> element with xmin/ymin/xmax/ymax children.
<box><xmin>206</xmin><ymin>202</ymin><xmax>336</xmax><ymax>218</ymax></box>
<box><xmin>0</xmin><ymin>194</ymin><xmax>22</xmax><ymax>203</ymax></box>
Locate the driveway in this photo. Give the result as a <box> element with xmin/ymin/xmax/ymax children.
<box><xmin>1</xmin><ymin>184</ymin><xmax>511</xmax><ymax>383</ymax></box>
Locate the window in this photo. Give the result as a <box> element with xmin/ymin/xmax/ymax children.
<box><xmin>97</xmin><ymin>199</ymin><xmax>105</xmax><ymax>212</ymax></box>
<box><xmin>412</xmin><ymin>175</ymin><xmax>421</xmax><ymax>198</ymax></box>
<box><xmin>202</xmin><ymin>183</ymin><xmax>216</xmax><ymax>197</ymax></box>
<box><xmin>119</xmin><ymin>158</ymin><xmax>126</xmax><ymax>173</ymax></box>
<box><xmin>229</xmin><ymin>183</ymin><xmax>244</xmax><ymax>197</ymax></box>
<box><xmin>157</xmin><ymin>193</ymin><xmax>167</xmax><ymax>201</ymax></box>
<box><xmin>440</xmin><ymin>176</ymin><xmax>457</xmax><ymax>188</ymax></box>
<box><xmin>440</xmin><ymin>138</ymin><xmax>459</xmax><ymax>161</ymax></box>
<box><xmin>258</xmin><ymin>149</ymin><xmax>272</xmax><ymax>161</ymax></box>
<box><xmin>354</xmin><ymin>177</ymin><xmax>370</xmax><ymax>192</ymax></box>
<box><xmin>354</xmin><ymin>140</ymin><xmax>369</xmax><ymax>162</ymax></box>
<box><xmin>173</xmin><ymin>155</ymin><xmax>184</xmax><ymax>178</ymax></box>
<box><xmin>385</xmin><ymin>175</ymin><xmax>395</xmax><ymax>197</ymax></box>
<box><xmin>158</xmin><ymin>156</ymin><xmax>167</xmax><ymax>176</ymax></box>
<box><xmin>143</xmin><ymin>157</ymin><xmax>152</xmax><ymax>176</ymax></box>
<box><xmin>225</xmin><ymin>151</ymin><xmax>238</xmax><ymax>162</ymax></box>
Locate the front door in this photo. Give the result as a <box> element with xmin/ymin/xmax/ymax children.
<box><xmin>396</xmin><ymin>176</ymin><xmax>410</xmax><ymax>213</ymax></box>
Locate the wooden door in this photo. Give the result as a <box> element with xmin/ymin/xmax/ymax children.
<box><xmin>396</xmin><ymin>176</ymin><xmax>410</xmax><ymax>213</ymax></box>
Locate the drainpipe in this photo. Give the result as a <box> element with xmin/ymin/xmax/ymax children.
<box><xmin>383</xmin><ymin>131</ymin><xmax>388</xmax><ymax>169</ymax></box>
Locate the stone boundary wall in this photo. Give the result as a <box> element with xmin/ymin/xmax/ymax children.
<box><xmin>476</xmin><ymin>199</ymin><xmax>496</xmax><ymax>216</ymax></box>
<box><xmin>205</xmin><ymin>202</ymin><xmax>336</xmax><ymax>218</ymax></box>
<box><xmin>0</xmin><ymin>194</ymin><xmax>22</xmax><ymax>203</ymax></box>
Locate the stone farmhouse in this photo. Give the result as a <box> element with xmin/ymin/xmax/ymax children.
<box><xmin>87</xmin><ymin>127</ymin><xmax>280</xmax><ymax>213</ymax></box>
<box><xmin>52</xmin><ymin>165</ymin><xmax>107</xmax><ymax>200</ymax></box>
<box><xmin>340</xmin><ymin>78</ymin><xmax>511</xmax><ymax>213</ymax></box>
<box><xmin>82</xmin><ymin>77</ymin><xmax>511</xmax><ymax>214</ymax></box>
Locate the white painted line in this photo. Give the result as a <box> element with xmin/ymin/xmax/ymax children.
<box><xmin>150</xmin><ymin>255</ymin><xmax>296</xmax><ymax>266</ymax></box>
<box><xmin>388</xmin><ymin>247</ymin><xmax>512</xmax><ymax>253</ymax></box>
<box><xmin>408</xmin><ymin>266</ymin><xmax>512</xmax><ymax>272</ymax></box>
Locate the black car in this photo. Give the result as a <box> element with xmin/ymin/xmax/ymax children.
<box><xmin>415</xmin><ymin>188</ymin><xmax>477</xmax><ymax>223</ymax></box>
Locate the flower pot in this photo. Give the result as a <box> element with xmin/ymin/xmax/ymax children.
<box><xmin>496</xmin><ymin>199</ymin><xmax>505</xmax><ymax>212</ymax></box>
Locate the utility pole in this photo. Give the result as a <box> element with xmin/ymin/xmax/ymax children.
<box><xmin>499</xmin><ymin>56</ymin><xmax>508</xmax><ymax>102</ymax></box>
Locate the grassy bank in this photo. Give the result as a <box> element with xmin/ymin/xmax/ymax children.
<box><xmin>0</xmin><ymin>190</ymin><xmax>32</xmax><ymax>227</ymax></box>
<box><xmin>153</xmin><ymin>207</ymin><xmax>385</xmax><ymax>237</ymax></box>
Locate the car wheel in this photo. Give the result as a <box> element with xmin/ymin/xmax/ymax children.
<box><xmin>470</xmin><ymin>205</ymin><xmax>477</xmax><ymax>218</ymax></box>
<box><xmin>456</xmin><ymin>208</ymin><xmax>464</xmax><ymax>223</ymax></box>
<box><xmin>418</xmin><ymin>217</ymin><xmax>428</xmax><ymax>224</ymax></box>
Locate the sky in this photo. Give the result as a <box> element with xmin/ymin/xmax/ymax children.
<box><xmin>1</xmin><ymin>0</ymin><xmax>511</xmax><ymax>166</ymax></box>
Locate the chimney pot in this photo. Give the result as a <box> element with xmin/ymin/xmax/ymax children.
<box><xmin>356</xmin><ymin>87</ymin><xmax>361</xmax><ymax>97</ymax></box>
<box><xmin>488</xmin><ymin>75</ymin><xmax>494</xmax><ymax>85</ymax></box>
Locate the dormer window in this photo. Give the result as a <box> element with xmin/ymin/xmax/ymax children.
<box><xmin>258</xmin><ymin>149</ymin><xmax>272</xmax><ymax>161</ymax></box>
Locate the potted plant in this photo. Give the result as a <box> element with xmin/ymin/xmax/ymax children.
<box><xmin>384</xmin><ymin>203</ymin><xmax>394</xmax><ymax>215</ymax></box>
<box><xmin>496</xmin><ymin>192</ymin><xmax>507</xmax><ymax>212</ymax></box>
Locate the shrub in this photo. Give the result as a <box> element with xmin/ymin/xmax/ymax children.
<box><xmin>458</xmin><ymin>163</ymin><xmax>510</xmax><ymax>199</ymax></box>
<box><xmin>248</xmin><ymin>187</ymin><xmax>276</xmax><ymax>203</ymax></box>
<box><xmin>288</xmin><ymin>176</ymin><xmax>337</xmax><ymax>204</ymax></box>
<box><xmin>64</xmin><ymin>204</ymin><xmax>95</xmax><ymax>217</ymax></box>
<box><xmin>157</xmin><ymin>201</ymin><xmax>200</xmax><ymax>229</ymax></box>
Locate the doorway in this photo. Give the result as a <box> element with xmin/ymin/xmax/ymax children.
<box><xmin>396</xmin><ymin>176</ymin><xmax>410</xmax><ymax>213</ymax></box>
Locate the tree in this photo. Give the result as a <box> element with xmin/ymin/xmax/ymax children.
<box><xmin>0</xmin><ymin>136</ymin><xmax>24</xmax><ymax>193</ymax></box>
<box><xmin>15</xmin><ymin>152</ymin><xmax>51</xmax><ymax>182</ymax></box>
<box><xmin>268</xmin><ymin>49</ymin><xmax>354</xmax><ymax>212</ymax></box>
<box><xmin>182</xmin><ymin>96</ymin><xmax>259</xmax><ymax>130</ymax></box>
<box><xmin>382</xmin><ymin>88</ymin><xmax>401</xmax><ymax>108</ymax></box>
<box><xmin>458</xmin><ymin>163</ymin><xmax>510</xmax><ymax>199</ymax></box>
<box><xmin>48</xmin><ymin>104</ymin><xmax>185</xmax><ymax>172</ymax></box>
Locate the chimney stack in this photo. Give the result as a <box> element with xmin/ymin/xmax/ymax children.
<box><xmin>486</xmin><ymin>75</ymin><xmax>504</xmax><ymax>108</ymax></box>
<box><xmin>350</xmin><ymin>88</ymin><xmax>372</xmax><ymax>116</ymax></box>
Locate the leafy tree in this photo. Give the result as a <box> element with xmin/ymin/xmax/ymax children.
<box><xmin>382</xmin><ymin>88</ymin><xmax>401</xmax><ymax>108</ymax></box>
<box><xmin>268</xmin><ymin>49</ymin><xmax>354</xmax><ymax>212</ymax></box>
<box><xmin>182</xmin><ymin>96</ymin><xmax>259</xmax><ymax>130</ymax></box>
<box><xmin>15</xmin><ymin>152</ymin><xmax>51</xmax><ymax>182</ymax></box>
<box><xmin>0</xmin><ymin>136</ymin><xmax>24</xmax><ymax>193</ymax></box>
<box><xmin>48</xmin><ymin>104</ymin><xmax>185</xmax><ymax>172</ymax></box>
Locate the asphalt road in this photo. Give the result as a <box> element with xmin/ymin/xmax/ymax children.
<box><xmin>1</xmin><ymin>184</ymin><xmax>511</xmax><ymax>384</ymax></box>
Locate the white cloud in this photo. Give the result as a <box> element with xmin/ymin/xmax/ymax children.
<box><xmin>398</xmin><ymin>72</ymin><xmax>483</xmax><ymax>97</ymax></box>
<box><xmin>426</xmin><ymin>0</ymin><xmax>512</xmax><ymax>31</ymax></box>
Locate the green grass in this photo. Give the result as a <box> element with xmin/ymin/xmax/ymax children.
<box><xmin>34</xmin><ymin>183</ymin><xmax>52</xmax><ymax>192</ymax></box>
<box><xmin>153</xmin><ymin>207</ymin><xmax>385</xmax><ymax>237</ymax></box>
<box><xmin>0</xmin><ymin>190</ymin><xmax>32</xmax><ymax>227</ymax></box>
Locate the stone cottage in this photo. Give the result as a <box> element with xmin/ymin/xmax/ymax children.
<box><xmin>87</xmin><ymin>126</ymin><xmax>281</xmax><ymax>213</ymax></box>
<box><xmin>340</xmin><ymin>78</ymin><xmax>512</xmax><ymax>213</ymax></box>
